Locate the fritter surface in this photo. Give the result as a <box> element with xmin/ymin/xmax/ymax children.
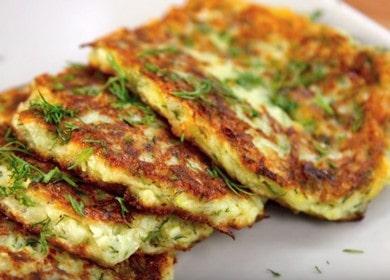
<box><xmin>0</xmin><ymin>213</ymin><xmax>175</xmax><ymax>280</ymax></box>
<box><xmin>12</xmin><ymin>66</ymin><xmax>264</xmax><ymax>232</ymax></box>
<box><xmin>89</xmin><ymin>0</ymin><xmax>390</xmax><ymax>220</ymax></box>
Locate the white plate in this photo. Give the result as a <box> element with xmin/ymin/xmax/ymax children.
<box><xmin>0</xmin><ymin>1</ymin><xmax>389</xmax><ymax>279</ymax></box>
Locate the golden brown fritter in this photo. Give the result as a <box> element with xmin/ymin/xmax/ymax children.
<box><xmin>89</xmin><ymin>0</ymin><xmax>390</xmax><ymax>220</ymax></box>
<box><xmin>12</xmin><ymin>66</ymin><xmax>264</xmax><ymax>232</ymax></box>
<box><xmin>0</xmin><ymin>213</ymin><xmax>175</xmax><ymax>280</ymax></box>
<box><xmin>0</xmin><ymin>86</ymin><xmax>30</xmax><ymax>124</ymax></box>
<box><xmin>0</xmin><ymin>88</ymin><xmax>212</xmax><ymax>267</ymax></box>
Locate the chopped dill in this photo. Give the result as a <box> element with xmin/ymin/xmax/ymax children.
<box><xmin>310</xmin><ymin>9</ymin><xmax>323</xmax><ymax>21</ymax></box>
<box><xmin>30</xmin><ymin>93</ymin><xmax>75</xmax><ymax>125</ymax></box>
<box><xmin>267</xmin><ymin>269</ymin><xmax>281</xmax><ymax>278</ymax></box>
<box><xmin>351</xmin><ymin>104</ymin><xmax>364</xmax><ymax>132</ymax></box>
<box><xmin>270</xmin><ymin>92</ymin><xmax>298</xmax><ymax>116</ymax></box>
<box><xmin>52</xmin><ymin>80</ymin><xmax>65</xmax><ymax>91</ymax></box>
<box><xmin>315</xmin><ymin>265</ymin><xmax>322</xmax><ymax>274</ymax></box>
<box><xmin>313</xmin><ymin>142</ymin><xmax>328</xmax><ymax>157</ymax></box>
<box><xmin>72</xmin><ymin>85</ymin><xmax>101</xmax><ymax>96</ymax></box>
<box><xmin>342</xmin><ymin>248</ymin><xmax>364</xmax><ymax>254</ymax></box>
<box><xmin>314</xmin><ymin>92</ymin><xmax>334</xmax><ymax>116</ymax></box>
<box><xmin>68</xmin><ymin>147</ymin><xmax>93</xmax><ymax>170</ymax></box>
<box><xmin>235</xmin><ymin>72</ymin><xmax>264</xmax><ymax>89</ymax></box>
<box><xmin>143</xmin><ymin>219</ymin><xmax>170</xmax><ymax>246</ymax></box>
<box><xmin>208</xmin><ymin>166</ymin><xmax>252</xmax><ymax>195</ymax></box>
<box><xmin>66</xmin><ymin>195</ymin><xmax>85</xmax><ymax>216</ymax></box>
<box><xmin>122</xmin><ymin>113</ymin><xmax>155</xmax><ymax>126</ymax></box>
<box><xmin>115</xmin><ymin>197</ymin><xmax>129</xmax><ymax>218</ymax></box>
<box><xmin>43</xmin><ymin>167</ymin><xmax>78</xmax><ymax>188</ymax></box>
<box><xmin>139</xmin><ymin>46</ymin><xmax>179</xmax><ymax>57</ymax></box>
<box><xmin>30</xmin><ymin>94</ymin><xmax>76</xmax><ymax>142</ymax></box>
<box><xmin>57</xmin><ymin>122</ymin><xmax>79</xmax><ymax>143</ymax></box>
<box><xmin>31</xmin><ymin>217</ymin><xmax>53</xmax><ymax>254</ymax></box>
<box><xmin>174</xmin><ymin>78</ymin><xmax>213</xmax><ymax>100</ymax></box>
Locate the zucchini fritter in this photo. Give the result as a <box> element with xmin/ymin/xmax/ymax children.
<box><xmin>0</xmin><ymin>87</ymin><xmax>212</xmax><ymax>267</ymax></box>
<box><xmin>11</xmin><ymin>66</ymin><xmax>264</xmax><ymax>232</ymax></box>
<box><xmin>0</xmin><ymin>213</ymin><xmax>175</xmax><ymax>280</ymax></box>
<box><xmin>89</xmin><ymin>0</ymin><xmax>390</xmax><ymax>220</ymax></box>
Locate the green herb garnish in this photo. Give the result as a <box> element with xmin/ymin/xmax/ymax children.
<box><xmin>343</xmin><ymin>248</ymin><xmax>364</xmax><ymax>254</ymax></box>
<box><xmin>52</xmin><ymin>81</ymin><xmax>65</xmax><ymax>91</ymax></box>
<box><xmin>105</xmin><ymin>54</ymin><xmax>130</xmax><ymax>102</ymax></box>
<box><xmin>174</xmin><ymin>78</ymin><xmax>213</xmax><ymax>100</ymax></box>
<box><xmin>30</xmin><ymin>93</ymin><xmax>76</xmax><ymax>142</ymax></box>
<box><xmin>0</xmin><ymin>143</ymin><xmax>43</xmax><ymax>206</ymax></box>
<box><xmin>68</xmin><ymin>147</ymin><xmax>93</xmax><ymax>170</ymax></box>
<box><xmin>310</xmin><ymin>9</ymin><xmax>323</xmax><ymax>21</ymax></box>
<box><xmin>43</xmin><ymin>167</ymin><xmax>77</xmax><ymax>188</ymax></box>
<box><xmin>122</xmin><ymin>113</ymin><xmax>155</xmax><ymax>126</ymax></box>
<box><xmin>315</xmin><ymin>266</ymin><xmax>322</xmax><ymax>274</ymax></box>
<box><xmin>351</xmin><ymin>104</ymin><xmax>364</xmax><ymax>132</ymax></box>
<box><xmin>235</xmin><ymin>72</ymin><xmax>264</xmax><ymax>89</ymax></box>
<box><xmin>143</xmin><ymin>219</ymin><xmax>170</xmax><ymax>246</ymax></box>
<box><xmin>115</xmin><ymin>197</ymin><xmax>129</xmax><ymax>217</ymax></box>
<box><xmin>67</xmin><ymin>195</ymin><xmax>85</xmax><ymax>216</ymax></box>
<box><xmin>313</xmin><ymin>142</ymin><xmax>328</xmax><ymax>157</ymax></box>
<box><xmin>270</xmin><ymin>92</ymin><xmax>298</xmax><ymax>116</ymax></box>
<box><xmin>73</xmin><ymin>85</ymin><xmax>101</xmax><ymax>96</ymax></box>
<box><xmin>267</xmin><ymin>269</ymin><xmax>281</xmax><ymax>278</ymax></box>
<box><xmin>30</xmin><ymin>94</ymin><xmax>75</xmax><ymax>125</ymax></box>
<box><xmin>314</xmin><ymin>92</ymin><xmax>334</xmax><ymax>116</ymax></box>
<box><xmin>208</xmin><ymin>166</ymin><xmax>252</xmax><ymax>195</ymax></box>
<box><xmin>57</xmin><ymin>122</ymin><xmax>79</xmax><ymax>143</ymax></box>
<box><xmin>139</xmin><ymin>46</ymin><xmax>179</xmax><ymax>57</ymax></box>
<box><xmin>300</xmin><ymin>119</ymin><xmax>317</xmax><ymax>133</ymax></box>
<box><xmin>31</xmin><ymin>217</ymin><xmax>53</xmax><ymax>254</ymax></box>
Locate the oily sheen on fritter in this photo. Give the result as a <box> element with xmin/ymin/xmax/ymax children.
<box><xmin>12</xmin><ymin>66</ymin><xmax>264</xmax><ymax>232</ymax></box>
<box><xmin>89</xmin><ymin>0</ymin><xmax>390</xmax><ymax>220</ymax></box>
<box><xmin>0</xmin><ymin>213</ymin><xmax>175</xmax><ymax>280</ymax></box>
<box><xmin>0</xmin><ymin>87</ymin><xmax>212</xmax><ymax>267</ymax></box>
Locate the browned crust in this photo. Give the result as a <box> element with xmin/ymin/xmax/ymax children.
<box><xmin>90</xmin><ymin>0</ymin><xmax>389</xmax><ymax>203</ymax></box>
<box><xmin>28</xmin><ymin>67</ymin><xmax>234</xmax><ymax>201</ymax></box>
<box><xmin>0</xmin><ymin>86</ymin><xmax>30</xmax><ymax>125</ymax></box>
<box><xmin>12</xmin><ymin>65</ymin><xmax>262</xmax><ymax>231</ymax></box>
<box><xmin>0</xmin><ymin>213</ymin><xmax>174</xmax><ymax>280</ymax></box>
<box><xmin>115</xmin><ymin>252</ymin><xmax>175</xmax><ymax>280</ymax></box>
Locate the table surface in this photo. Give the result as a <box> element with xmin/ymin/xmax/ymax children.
<box><xmin>346</xmin><ymin>0</ymin><xmax>390</xmax><ymax>28</ymax></box>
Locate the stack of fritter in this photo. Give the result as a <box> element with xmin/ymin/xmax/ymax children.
<box><xmin>1</xmin><ymin>0</ymin><xmax>389</xmax><ymax>278</ymax></box>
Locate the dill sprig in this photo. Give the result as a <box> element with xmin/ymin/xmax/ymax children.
<box><xmin>207</xmin><ymin>166</ymin><xmax>252</xmax><ymax>195</ymax></box>
<box><xmin>143</xmin><ymin>218</ymin><xmax>170</xmax><ymax>247</ymax></box>
<box><xmin>351</xmin><ymin>104</ymin><xmax>364</xmax><ymax>132</ymax></box>
<box><xmin>343</xmin><ymin>248</ymin><xmax>364</xmax><ymax>254</ymax></box>
<box><xmin>42</xmin><ymin>167</ymin><xmax>78</xmax><ymax>188</ymax></box>
<box><xmin>105</xmin><ymin>54</ymin><xmax>130</xmax><ymax>102</ymax></box>
<box><xmin>30</xmin><ymin>93</ymin><xmax>75</xmax><ymax>126</ymax></box>
<box><xmin>68</xmin><ymin>147</ymin><xmax>94</xmax><ymax>170</ymax></box>
<box><xmin>270</xmin><ymin>60</ymin><xmax>327</xmax><ymax>116</ymax></box>
<box><xmin>267</xmin><ymin>269</ymin><xmax>281</xmax><ymax>278</ymax></box>
<box><xmin>30</xmin><ymin>94</ymin><xmax>76</xmax><ymax>142</ymax></box>
<box><xmin>235</xmin><ymin>72</ymin><xmax>264</xmax><ymax>89</ymax></box>
<box><xmin>66</xmin><ymin>195</ymin><xmax>85</xmax><ymax>216</ymax></box>
<box><xmin>31</xmin><ymin>217</ymin><xmax>53</xmax><ymax>254</ymax></box>
<box><xmin>174</xmin><ymin>77</ymin><xmax>213</xmax><ymax>100</ymax></box>
<box><xmin>139</xmin><ymin>46</ymin><xmax>179</xmax><ymax>58</ymax></box>
<box><xmin>0</xmin><ymin>140</ymin><xmax>79</xmax><ymax>205</ymax></box>
<box><xmin>115</xmin><ymin>197</ymin><xmax>129</xmax><ymax>217</ymax></box>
